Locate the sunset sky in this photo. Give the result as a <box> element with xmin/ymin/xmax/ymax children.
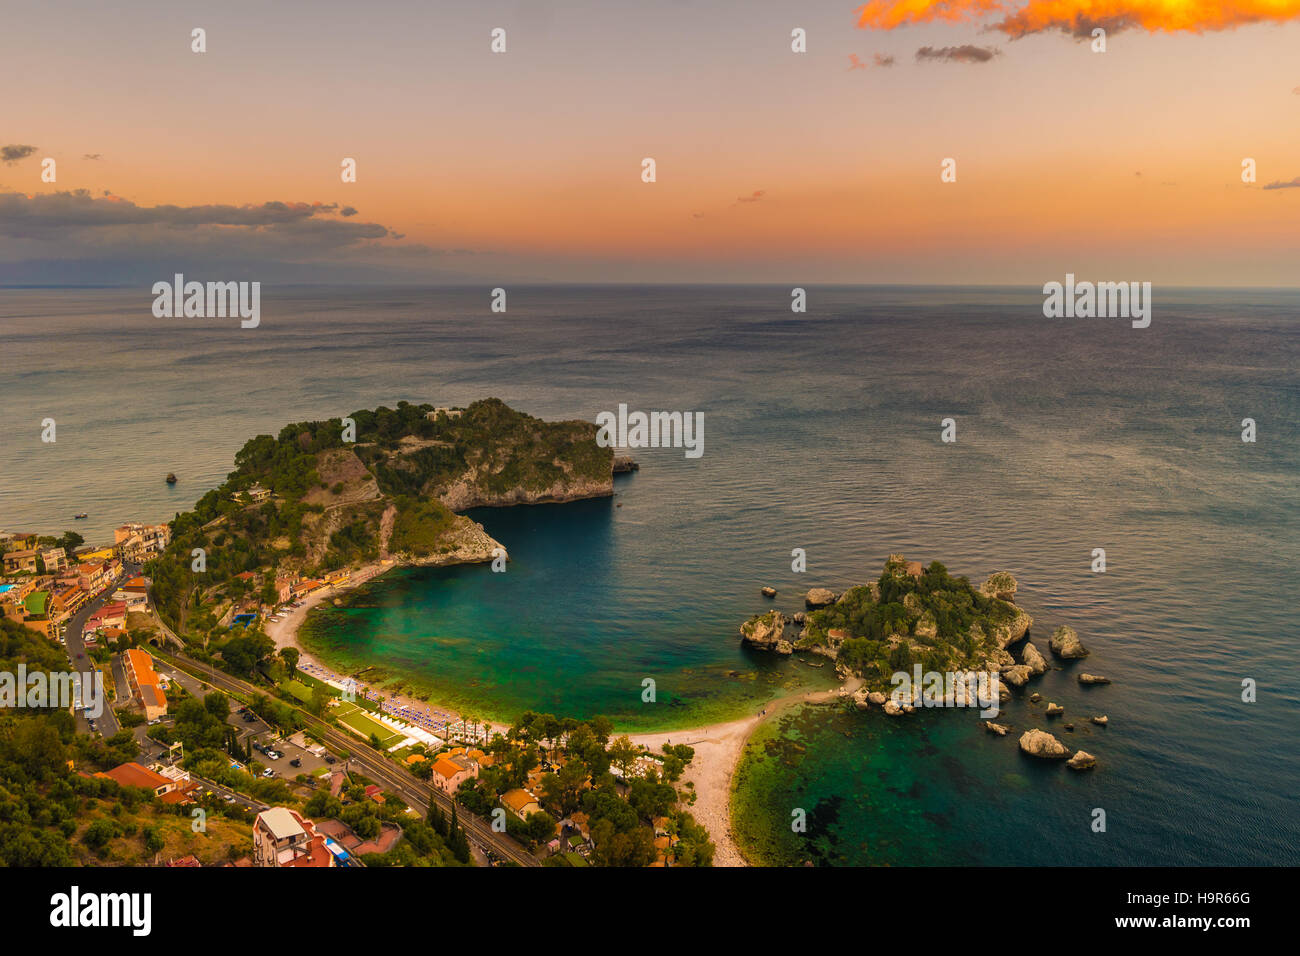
<box><xmin>3</xmin><ymin>0</ymin><xmax>1299</xmax><ymax>285</ymax></box>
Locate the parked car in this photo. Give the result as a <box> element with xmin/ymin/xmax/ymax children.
<box><xmin>262</xmin><ymin>768</ymin><xmax>275</xmax><ymax>778</ymax></box>
<box><xmin>289</xmin><ymin>757</ymin><xmax>301</xmax><ymax>768</ymax></box>
<box><xmin>324</xmin><ymin>754</ymin><xmax>336</xmax><ymax>764</ymax></box>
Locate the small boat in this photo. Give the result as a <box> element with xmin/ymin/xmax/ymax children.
<box><xmin>165</xmin><ymin>473</ymin><xmax>177</xmax><ymax>484</ymax></box>
<box><xmin>74</xmin><ymin>513</ymin><xmax>88</xmax><ymax>519</ymax></box>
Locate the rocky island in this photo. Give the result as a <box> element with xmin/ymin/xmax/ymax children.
<box><xmin>148</xmin><ymin>398</ymin><xmax>616</xmax><ymax>641</ymax></box>
<box><xmin>741</xmin><ymin>555</ymin><xmax>1038</xmax><ymax>697</ymax></box>
<box><xmin>737</xmin><ymin>554</ymin><xmax>1106</xmax><ymax>768</ymax></box>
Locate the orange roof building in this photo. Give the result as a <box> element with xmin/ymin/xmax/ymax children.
<box><xmin>430</xmin><ymin>755</ymin><xmax>479</xmax><ymax>795</ymax></box>
<box><xmin>502</xmin><ymin>788</ymin><xmax>541</xmax><ymax>820</ymax></box>
<box><xmin>123</xmin><ymin>647</ymin><xmax>168</xmax><ymax>720</ymax></box>
<box><xmin>95</xmin><ymin>762</ymin><xmax>178</xmax><ymax>797</ymax></box>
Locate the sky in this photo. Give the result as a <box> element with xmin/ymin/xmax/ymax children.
<box><xmin>3</xmin><ymin>0</ymin><xmax>1299</xmax><ymax>285</ymax></box>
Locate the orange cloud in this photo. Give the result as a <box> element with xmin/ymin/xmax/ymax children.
<box><xmin>856</xmin><ymin>0</ymin><xmax>1300</xmax><ymax>36</ymax></box>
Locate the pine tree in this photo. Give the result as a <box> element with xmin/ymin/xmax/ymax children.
<box><xmin>448</xmin><ymin>804</ymin><xmax>470</xmax><ymax>863</ymax></box>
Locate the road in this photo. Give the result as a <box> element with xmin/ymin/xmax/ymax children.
<box><xmin>61</xmin><ymin>563</ymin><xmax>138</xmax><ymax>738</ymax></box>
<box><xmin>156</xmin><ymin>649</ymin><xmax>539</xmax><ymax>867</ymax></box>
<box><xmin>186</xmin><ymin>774</ymin><xmax>267</xmax><ymax>812</ymax></box>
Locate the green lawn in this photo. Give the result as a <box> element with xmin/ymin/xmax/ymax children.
<box><xmin>333</xmin><ymin>701</ymin><xmax>405</xmax><ymax>748</ymax></box>
<box><xmin>281</xmin><ymin>679</ymin><xmax>314</xmax><ymax>704</ymax></box>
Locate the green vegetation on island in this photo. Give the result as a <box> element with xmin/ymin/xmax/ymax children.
<box><xmin>742</xmin><ymin>554</ymin><xmax>1033</xmax><ymax>692</ymax></box>
<box><xmin>148</xmin><ymin>398</ymin><xmax>614</xmax><ymax>655</ymax></box>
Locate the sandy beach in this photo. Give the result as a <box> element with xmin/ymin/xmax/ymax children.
<box><xmin>265</xmin><ymin>560</ymin><xmax>510</xmax><ymax>738</ymax></box>
<box><xmin>629</xmin><ymin>679</ymin><xmax>861</xmax><ymax>867</ymax></box>
<box><xmin>266</xmin><ymin>563</ymin><xmax>857</xmax><ymax>866</ymax></box>
<box><xmin>264</xmin><ymin>559</ymin><xmax>390</xmax><ymax>669</ymax></box>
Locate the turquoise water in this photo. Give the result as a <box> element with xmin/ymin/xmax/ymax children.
<box><xmin>4</xmin><ymin>285</ymin><xmax>1298</xmax><ymax>864</ymax></box>
<box><xmin>297</xmin><ymin>496</ymin><xmax>836</xmax><ymax>729</ymax></box>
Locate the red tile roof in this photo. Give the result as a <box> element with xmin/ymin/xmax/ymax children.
<box><xmin>97</xmin><ymin>762</ymin><xmax>172</xmax><ymax>792</ymax></box>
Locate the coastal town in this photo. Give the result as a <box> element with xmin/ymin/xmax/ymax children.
<box><xmin>0</xmin><ymin>495</ymin><xmax>714</xmax><ymax>868</ymax></box>
<box><xmin>2</xmin><ymin>390</ymin><xmax>1122</xmax><ymax>874</ymax></box>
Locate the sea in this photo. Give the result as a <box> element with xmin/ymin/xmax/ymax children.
<box><xmin>3</xmin><ymin>284</ymin><xmax>1297</xmax><ymax>866</ymax></box>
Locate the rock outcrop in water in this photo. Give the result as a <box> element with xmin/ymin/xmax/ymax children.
<box><xmin>804</xmin><ymin>588</ymin><xmax>836</xmax><ymax>609</ymax></box>
<box><xmin>1000</xmin><ymin>665</ymin><xmax>1032</xmax><ymax>688</ymax></box>
<box><xmin>1019</xmin><ymin>729</ymin><xmax>1069</xmax><ymax>759</ymax></box>
<box><xmin>740</xmin><ymin>611</ymin><xmax>788</xmax><ymax>651</ymax></box>
<box><xmin>1067</xmin><ymin>751</ymin><xmax>1097</xmax><ymax>770</ymax></box>
<box><xmin>1049</xmin><ymin>625</ymin><xmax>1089</xmax><ymax>659</ymax></box>
<box><xmin>1022</xmin><ymin>641</ymin><xmax>1048</xmax><ymax>675</ymax></box>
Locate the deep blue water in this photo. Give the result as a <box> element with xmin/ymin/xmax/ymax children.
<box><xmin>3</xmin><ymin>285</ymin><xmax>1297</xmax><ymax>865</ymax></box>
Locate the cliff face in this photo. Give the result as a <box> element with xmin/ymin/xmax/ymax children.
<box><xmin>403</xmin><ymin>516</ymin><xmax>505</xmax><ymax>567</ymax></box>
<box><xmin>437</xmin><ymin>468</ymin><xmax>613</xmax><ymax>510</ymax></box>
